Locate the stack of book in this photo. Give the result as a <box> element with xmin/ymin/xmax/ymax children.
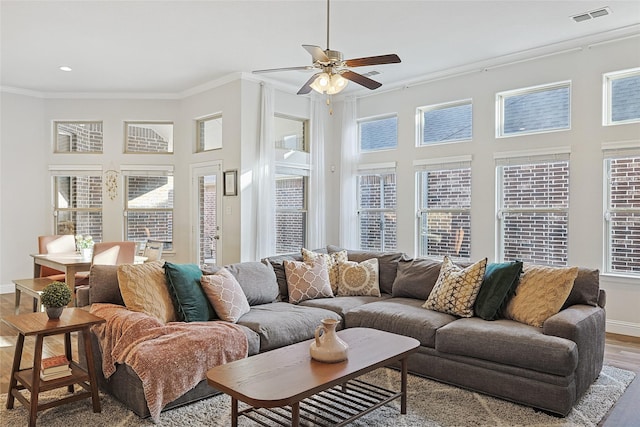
<box><xmin>40</xmin><ymin>355</ymin><xmax>71</xmax><ymax>381</ymax></box>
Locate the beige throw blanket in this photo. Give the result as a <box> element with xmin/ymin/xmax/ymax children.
<box><xmin>90</xmin><ymin>303</ymin><xmax>248</xmax><ymax>422</ymax></box>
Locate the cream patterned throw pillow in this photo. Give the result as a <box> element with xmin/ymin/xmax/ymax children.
<box><xmin>337</xmin><ymin>258</ymin><xmax>381</xmax><ymax>297</ymax></box>
<box><xmin>301</xmin><ymin>248</ymin><xmax>347</xmax><ymax>294</ymax></box>
<box><xmin>117</xmin><ymin>260</ymin><xmax>177</xmax><ymax>323</ymax></box>
<box><xmin>200</xmin><ymin>268</ymin><xmax>250</xmax><ymax>323</ymax></box>
<box><xmin>284</xmin><ymin>258</ymin><xmax>333</xmax><ymax>304</ymax></box>
<box><xmin>504</xmin><ymin>264</ymin><xmax>578</xmax><ymax>327</ymax></box>
<box><xmin>423</xmin><ymin>256</ymin><xmax>487</xmax><ymax>317</ymax></box>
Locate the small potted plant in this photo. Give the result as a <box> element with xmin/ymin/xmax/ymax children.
<box><xmin>40</xmin><ymin>281</ymin><xmax>72</xmax><ymax>319</ymax></box>
<box><xmin>76</xmin><ymin>234</ymin><xmax>94</xmax><ymax>260</ymax></box>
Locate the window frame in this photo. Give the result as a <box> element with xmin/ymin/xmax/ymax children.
<box><xmin>496</xmin><ymin>80</ymin><xmax>571</xmax><ymax>138</ymax></box>
<box><xmin>124</xmin><ymin>121</ymin><xmax>174</xmax><ymax>154</ymax></box>
<box><xmin>275</xmin><ymin>114</ymin><xmax>309</xmax><ymax>153</ymax></box>
<box><xmin>417</xmin><ymin>99</ymin><xmax>473</xmax><ymax>146</ymax></box>
<box><xmin>50</xmin><ymin>165</ymin><xmax>103</xmax><ymax>240</ymax></box>
<box><xmin>122</xmin><ymin>165</ymin><xmax>175</xmax><ymax>252</ymax></box>
<box><xmin>602</xmin><ymin>144</ymin><xmax>640</xmax><ymax>277</ymax></box>
<box><xmin>53</xmin><ymin>121</ymin><xmax>103</xmax><ymax>154</ymax></box>
<box><xmin>274</xmin><ymin>167</ymin><xmax>308</xmax><ymax>254</ymax></box>
<box><xmin>356</xmin><ymin>163</ymin><xmax>397</xmax><ymax>251</ymax></box>
<box><xmin>495</xmin><ymin>149</ymin><xmax>571</xmax><ymax>266</ymax></box>
<box><xmin>603</xmin><ymin>67</ymin><xmax>640</xmax><ymax>126</ymax></box>
<box><xmin>415</xmin><ymin>156</ymin><xmax>472</xmax><ymax>260</ymax></box>
<box><xmin>196</xmin><ymin>113</ymin><xmax>223</xmax><ymax>152</ymax></box>
<box><xmin>358</xmin><ymin>114</ymin><xmax>398</xmax><ymax>153</ymax></box>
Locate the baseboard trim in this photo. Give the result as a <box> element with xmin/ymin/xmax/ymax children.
<box><xmin>607</xmin><ymin>319</ymin><xmax>640</xmax><ymax>338</ymax></box>
<box><xmin>0</xmin><ymin>283</ymin><xmax>15</xmax><ymax>294</ymax></box>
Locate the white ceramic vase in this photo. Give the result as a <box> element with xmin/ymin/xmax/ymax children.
<box><xmin>80</xmin><ymin>247</ymin><xmax>93</xmax><ymax>260</ymax></box>
<box><xmin>309</xmin><ymin>318</ymin><xmax>348</xmax><ymax>363</ymax></box>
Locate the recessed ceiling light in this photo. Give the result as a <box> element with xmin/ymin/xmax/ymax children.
<box><xmin>59</xmin><ymin>66</ymin><xmax>72</xmax><ymax>72</ymax></box>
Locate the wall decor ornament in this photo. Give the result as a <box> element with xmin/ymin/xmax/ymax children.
<box><xmin>105</xmin><ymin>169</ymin><xmax>119</xmax><ymax>200</ymax></box>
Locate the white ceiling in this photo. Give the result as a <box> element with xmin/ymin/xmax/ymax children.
<box><xmin>2</xmin><ymin>1</ymin><xmax>639</xmax><ymax>96</ymax></box>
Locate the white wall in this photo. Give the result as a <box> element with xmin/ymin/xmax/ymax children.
<box><xmin>330</xmin><ymin>36</ymin><xmax>640</xmax><ymax>336</ymax></box>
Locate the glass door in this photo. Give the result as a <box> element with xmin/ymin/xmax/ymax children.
<box><xmin>192</xmin><ymin>162</ymin><xmax>222</xmax><ymax>267</ymax></box>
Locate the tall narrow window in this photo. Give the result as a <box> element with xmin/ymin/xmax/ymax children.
<box><xmin>604</xmin><ymin>151</ymin><xmax>640</xmax><ymax>276</ymax></box>
<box><xmin>603</xmin><ymin>68</ymin><xmax>640</xmax><ymax>125</ymax></box>
<box><xmin>275</xmin><ymin>170</ymin><xmax>307</xmax><ymax>254</ymax></box>
<box><xmin>359</xmin><ymin>115</ymin><xmax>397</xmax><ymax>152</ymax></box>
<box><xmin>196</xmin><ymin>114</ymin><xmax>223</xmax><ymax>152</ymax></box>
<box><xmin>357</xmin><ymin>165</ymin><xmax>397</xmax><ymax>251</ymax></box>
<box><xmin>418</xmin><ymin>100</ymin><xmax>472</xmax><ymax>145</ymax></box>
<box><xmin>123</xmin><ymin>166</ymin><xmax>174</xmax><ymax>250</ymax></box>
<box><xmin>51</xmin><ymin>167</ymin><xmax>103</xmax><ymax>240</ymax></box>
<box><xmin>416</xmin><ymin>158</ymin><xmax>471</xmax><ymax>259</ymax></box>
<box><xmin>496</xmin><ymin>152</ymin><xmax>570</xmax><ymax>266</ymax></box>
<box><xmin>497</xmin><ymin>81</ymin><xmax>570</xmax><ymax>137</ymax></box>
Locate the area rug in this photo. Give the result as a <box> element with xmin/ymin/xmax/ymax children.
<box><xmin>1</xmin><ymin>365</ymin><xmax>634</xmax><ymax>427</ymax></box>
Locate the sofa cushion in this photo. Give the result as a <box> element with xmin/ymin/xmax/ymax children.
<box><xmin>225</xmin><ymin>261</ymin><xmax>280</xmax><ymax>306</ymax></box>
<box><xmin>423</xmin><ymin>256</ymin><xmax>487</xmax><ymax>318</ymax></box>
<box><xmin>284</xmin><ymin>258</ymin><xmax>333</xmax><ymax>304</ymax></box>
<box><xmin>504</xmin><ymin>264</ymin><xmax>578</xmax><ymax>327</ymax></box>
<box><xmin>474</xmin><ymin>261</ymin><xmax>523</xmax><ymax>320</ymax></box>
<box><xmin>562</xmin><ymin>267</ymin><xmax>600</xmax><ymax>308</ymax></box>
<box><xmin>237</xmin><ymin>302</ymin><xmax>341</xmax><ymax>352</ymax></box>
<box><xmin>117</xmin><ymin>260</ymin><xmax>177</xmax><ymax>323</ymax></box>
<box><xmin>200</xmin><ymin>268</ymin><xmax>250</xmax><ymax>323</ymax></box>
<box><xmin>88</xmin><ymin>264</ymin><xmax>124</xmax><ymax>306</ymax></box>
<box><xmin>302</xmin><ymin>248</ymin><xmax>347</xmax><ymax>294</ymax></box>
<box><xmin>435</xmin><ymin>317</ymin><xmax>579</xmax><ymax>376</ymax></box>
<box><xmin>327</xmin><ymin>245</ymin><xmax>404</xmax><ymax>295</ymax></box>
<box><xmin>345</xmin><ymin>298</ymin><xmax>457</xmax><ymax>347</ymax></box>
<box><xmin>391</xmin><ymin>258</ymin><xmax>442</xmax><ymax>300</ymax></box>
<box><xmin>337</xmin><ymin>258</ymin><xmax>381</xmax><ymax>297</ymax></box>
<box><xmin>164</xmin><ymin>262</ymin><xmax>215</xmax><ymax>322</ymax></box>
<box><xmin>299</xmin><ymin>294</ymin><xmax>392</xmax><ymax>318</ymax></box>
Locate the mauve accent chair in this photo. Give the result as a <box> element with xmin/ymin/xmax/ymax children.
<box><xmin>37</xmin><ymin>234</ymin><xmax>76</xmax><ymax>280</ymax></box>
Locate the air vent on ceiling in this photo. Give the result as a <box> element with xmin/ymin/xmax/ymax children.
<box><xmin>361</xmin><ymin>70</ymin><xmax>380</xmax><ymax>77</ymax></box>
<box><xmin>571</xmin><ymin>6</ymin><xmax>611</xmax><ymax>22</ymax></box>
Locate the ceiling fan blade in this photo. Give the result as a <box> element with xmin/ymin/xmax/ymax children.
<box><xmin>303</xmin><ymin>45</ymin><xmax>330</xmax><ymax>63</ymax></box>
<box><xmin>344</xmin><ymin>54</ymin><xmax>401</xmax><ymax>68</ymax></box>
<box><xmin>341</xmin><ymin>70</ymin><xmax>382</xmax><ymax>90</ymax></box>
<box><xmin>252</xmin><ymin>66</ymin><xmax>313</xmax><ymax>74</ymax></box>
<box><xmin>297</xmin><ymin>73</ymin><xmax>320</xmax><ymax>95</ymax></box>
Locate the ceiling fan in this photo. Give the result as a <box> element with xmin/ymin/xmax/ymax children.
<box><xmin>252</xmin><ymin>0</ymin><xmax>401</xmax><ymax>95</ymax></box>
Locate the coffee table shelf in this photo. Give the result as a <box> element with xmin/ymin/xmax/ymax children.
<box><xmin>239</xmin><ymin>376</ymin><xmax>399</xmax><ymax>427</ymax></box>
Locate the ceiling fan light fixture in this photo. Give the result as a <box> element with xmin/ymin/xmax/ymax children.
<box><xmin>310</xmin><ymin>71</ymin><xmax>348</xmax><ymax>95</ymax></box>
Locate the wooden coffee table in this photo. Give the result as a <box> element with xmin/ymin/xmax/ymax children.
<box><xmin>206</xmin><ymin>327</ymin><xmax>420</xmax><ymax>427</ymax></box>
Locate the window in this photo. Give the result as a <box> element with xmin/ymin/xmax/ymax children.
<box><xmin>54</xmin><ymin>121</ymin><xmax>103</xmax><ymax>153</ymax></box>
<box><xmin>196</xmin><ymin>114</ymin><xmax>223</xmax><ymax>152</ymax></box>
<box><xmin>275</xmin><ymin>115</ymin><xmax>308</xmax><ymax>152</ymax></box>
<box><xmin>416</xmin><ymin>158</ymin><xmax>471</xmax><ymax>259</ymax></box>
<box><xmin>496</xmin><ymin>153</ymin><xmax>570</xmax><ymax>266</ymax></box>
<box><xmin>357</xmin><ymin>165</ymin><xmax>397</xmax><ymax>251</ymax></box>
<box><xmin>604</xmin><ymin>68</ymin><xmax>640</xmax><ymax>125</ymax></box>
<box><xmin>604</xmin><ymin>154</ymin><xmax>640</xmax><ymax>276</ymax></box>
<box><xmin>125</xmin><ymin>122</ymin><xmax>173</xmax><ymax>153</ymax></box>
<box><xmin>497</xmin><ymin>81</ymin><xmax>570</xmax><ymax>137</ymax></box>
<box><xmin>418</xmin><ymin>100</ymin><xmax>472</xmax><ymax>145</ymax></box>
<box><xmin>51</xmin><ymin>168</ymin><xmax>103</xmax><ymax>241</ymax></box>
<box><xmin>123</xmin><ymin>166</ymin><xmax>174</xmax><ymax>250</ymax></box>
<box><xmin>275</xmin><ymin>171</ymin><xmax>307</xmax><ymax>254</ymax></box>
<box><xmin>359</xmin><ymin>115</ymin><xmax>397</xmax><ymax>152</ymax></box>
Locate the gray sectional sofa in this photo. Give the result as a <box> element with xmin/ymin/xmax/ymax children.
<box><xmin>78</xmin><ymin>247</ymin><xmax>606</xmax><ymax>419</ymax></box>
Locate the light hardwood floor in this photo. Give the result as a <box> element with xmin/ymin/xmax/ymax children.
<box><xmin>1</xmin><ymin>293</ymin><xmax>639</xmax><ymax>425</ymax></box>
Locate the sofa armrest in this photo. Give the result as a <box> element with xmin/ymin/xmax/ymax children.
<box><xmin>543</xmin><ymin>305</ymin><xmax>606</xmax><ymax>397</ymax></box>
<box><xmin>76</xmin><ymin>285</ymin><xmax>90</xmax><ymax>307</ymax></box>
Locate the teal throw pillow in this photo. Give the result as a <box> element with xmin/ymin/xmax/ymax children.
<box><xmin>474</xmin><ymin>261</ymin><xmax>523</xmax><ymax>320</ymax></box>
<box><xmin>164</xmin><ymin>262</ymin><xmax>215</xmax><ymax>322</ymax></box>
